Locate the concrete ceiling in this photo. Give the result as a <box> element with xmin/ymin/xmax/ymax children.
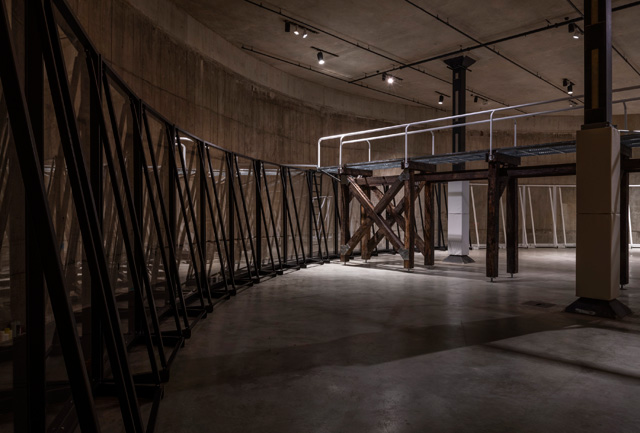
<box><xmin>168</xmin><ymin>0</ymin><xmax>640</xmax><ymax>115</ymax></box>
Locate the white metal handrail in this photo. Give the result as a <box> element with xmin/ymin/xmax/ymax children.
<box><xmin>339</xmin><ymin>96</ymin><xmax>640</xmax><ymax>167</ymax></box>
<box><xmin>319</xmin><ymin>84</ymin><xmax>640</xmax><ymax>169</ymax></box>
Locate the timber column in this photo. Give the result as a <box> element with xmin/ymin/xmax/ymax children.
<box><xmin>566</xmin><ymin>0</ymin><xmax>631</xmax><ymax>318</ymax></box>
<box><xmin>443</xmin><ymin>55</ymin><xmax>475</xmax><ymax>264</ymax></box>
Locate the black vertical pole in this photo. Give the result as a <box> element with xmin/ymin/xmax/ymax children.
<box><xmin>0</xmin><ymin>3</ymin><xmax>101</xmax><ymax>429</ymax></box>
<box><xmin>199</xmin><ymin>141</ymin><xmax>208</xmax><ymax>290</ymax></box>
<box><xmin>584</xmin><ymin>0</ymin><xmax>612</xmax><ymax>127</ymax></box>
<box><xmin>89</xmin><ymin>54</ymin><xmax>104</xmax><ymax>383</ymax></box>
<box><xmin>333</xmin><ymin>178</ymin><xmax>339</xmax><ymax>256</ymax></box>
<box><xmin>254</xmin><ymin>160</ymin><xmax>262</xmax><ymax>273</ymax></box>
<box><xmin>444</xmin><ymin>56</ymin><xmax>475</xmax><ymax>171</ymax></box>
<box><xmin>24</xmin><ymin>1</ymin><xmax>46</xmax><ymax>429</ymax></box>
<box><xmin>133</xmin><ymin>96</ymin><xmax>144</xmax><ymax>337</ymax></box>
<box><xmin>282</xmin><ymin>167</ymin><xmax>288</xmax><ymax>265</ymax></box>
<box><xmin>307</xmin><ymin>172</ymin><xmax>314</xmax><ymax>260</ymax></box>
<box><xmin>227</xmin><ymin>153</ymin><xmax>236</xmax><ymax>280</ymax></box>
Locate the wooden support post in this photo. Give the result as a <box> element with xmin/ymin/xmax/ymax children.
<box><xmin>621</xmin><ymin>158</ymin><xmax>629</xmax><ymax>286</ymax></box>
<box><xmin>404</xmin><ymin>170</ymin><xmax>415</xmax><ymax>269</ymax></box>
<box><xmin>486</xmin><ymin>161</ymin><xmax>502</xmax><ymax>280</ymax></box>
<box><xmin>424</xmin><ymin>183</ymin><xmax>434</xmax><ymax>266</ymax></box>
<box><xmin>340</xmin><ymin>177</ymin><xmax>351</xmax><ymax>262</ymax></box>
<box><xmin>506</xmin><ymin>176</ymin><xmax>518</xmax><ymax>276</ymax></box>
<box><xmin>361</xmin><ymin>186</ymin><xmax>371</xmax><ymax>261</ymax></box>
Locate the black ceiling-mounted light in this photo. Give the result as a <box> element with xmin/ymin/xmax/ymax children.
<box><xmin>382</xmin><ymin>73</ymin><xmax>397</xmax><ymax>84</ymax></box>
<box><xmin>293</xmin><ymin>25</ymin><xmax>300</xmax><ymax>36</ymax></box>
<box><xmin>303</xmin><ymin>29</ymin><xmax>308</xmax><ymax>38</ymax></box>
<box><xmin>563</xmin><ymin>78</ymin><xmax>574</xmax><ymax>95</ymax></box>
<box><xmin>285</xmin><ymin>21</ymin><xmax>291</xmax><ymax>33</ymax></box>
<box><xmin>312</xmin><ymin>46</ymin><xmax>338</xmax><ymax>66</ymax></box>
<box><xmin>472</xmin><ymin>94</ymin><xmax>488</xmax><ymax>105</ymax></box>
<box><xmin>435</xmin><ymin>91</ymin><xmax>449</xmax><ymax>105</ymax></box>
<box><xmin>568</xmin><ymin>22</ymin><xmax>582</xmax><ymax>39</ymax></box>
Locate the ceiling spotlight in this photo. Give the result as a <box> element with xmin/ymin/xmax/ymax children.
<box><xmin>568</xmin><ymin>23</ymin><xmax>582</xmax><ymax>39</ymax></box>
<box><xmin>563</xmin><ymin>78</ymin><xmax>574</xmax><ymax>94</ymax></box>
<box><xmin>438</xmin><ymin>94</ymin><xmax>444</xmax><ymax>105</ymax></box>
<box><xmin>474</xmin><ymin>95</ymin><xmax>478</xmax><ymax>103</ymax></box>
<box><xmin>317</xmin><ymin>51</ymin><xmax>325</xmax><ymax>65</ymax></box>
<box><xmin>303</xmin><ymin>29</ymin><xmax>308</xmax><ymax>38</ymax></box>
<box><xmin>293</xmin><ymin>25</ymin><xmax>300</xmax><ymax>36</ymax></box>
<box><xmin>285</xmin><ymin>21</ymin><xmax>291</xmax><ymax>33</ymax></box>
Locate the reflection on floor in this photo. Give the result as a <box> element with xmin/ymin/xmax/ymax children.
<box><xmin>150</xmin><ymin>249</ymin><xmax>640</xmax><ymax>433</ymax></box>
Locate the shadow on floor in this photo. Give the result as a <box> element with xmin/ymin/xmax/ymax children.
<box><xmin>175</xmin><ymin>312</ymin><xmax>598</xmax><ymax>388</ymax></box>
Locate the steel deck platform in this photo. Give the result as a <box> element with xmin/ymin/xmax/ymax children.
<box><xmin>320</xmin><ymin>132</ymin><xmax>640</xmax><ymax>174</ymax></box>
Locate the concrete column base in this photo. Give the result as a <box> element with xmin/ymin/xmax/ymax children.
<box><xmin>565</xmin><ymin>297</ymin><xmax>632</xmax><ymax>319</ymax></box>
<box><xmin>443</xmin><ymin>255</ymin><xmax>475</xmax><ymax>264</ymax></box>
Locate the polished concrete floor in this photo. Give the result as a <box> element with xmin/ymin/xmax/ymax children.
<box><xmin>154</xmin><ymin>249</ymin><xmax>640</xmax><ymax>433</ymax></box>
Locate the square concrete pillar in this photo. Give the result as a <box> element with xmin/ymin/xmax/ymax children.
<box><xmin>576</xmin><ymin>213</ymin><xmax>620</xmax><ymax>299</ymax></box>
<box><xmin>575</xmin><ymin>126</ymin><xmax>620</xmax><ymax>301</ymax></box>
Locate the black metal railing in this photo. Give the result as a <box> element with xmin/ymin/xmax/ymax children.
<box><xmin>0</xmin><ymin>0</ymin><xmax>338</xmax><ymax>431</ymax></box>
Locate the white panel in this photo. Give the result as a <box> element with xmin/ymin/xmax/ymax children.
<box><xmin>448</xmin><ymin>181</ymin><xmax>470</xmax><ymax>256</ymax></box>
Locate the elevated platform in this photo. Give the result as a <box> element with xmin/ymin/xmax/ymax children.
<box><xmin>320</xmin><ymin>132</ymin><xmax>640</xmax><ymax>174</ymax></box>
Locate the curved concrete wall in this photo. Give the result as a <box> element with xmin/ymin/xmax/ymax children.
<box><xmin>61</xmin><ymin>0</ymin><xmax>640</xmax><ymax>246</ymax></box>
<box><xmin>65</xmin><ymin>0</ymin><xmax>438</xmax><ymax>166</ymax></box>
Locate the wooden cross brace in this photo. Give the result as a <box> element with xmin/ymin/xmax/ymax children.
<box><xmin>340</xmin><ymin>174</ymin><xmax>408</xmax><ymax>259</ymax></box>
<box><xmin>368</xmin><ymin>182</ymin><xmax>427</xmax><ymax>253</ymax></box>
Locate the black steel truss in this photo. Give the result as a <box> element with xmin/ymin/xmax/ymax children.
<box><xmin>0</xmin><ymin>0</ymin><xmax>338</xmax><ymax>431</ymax></box>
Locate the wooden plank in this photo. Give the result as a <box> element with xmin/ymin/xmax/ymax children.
<box><xmin>486</xmin><ymin>161</ymin><xmax>501</xmax><ymax>279</ymax></box>
<box><xmin>340</xmin><ymin>167</ymin><xmax>373</xmax><ymax>177</ymax></box>
<box><xmin>340</xmin><ymin>180</ymin><xmax>351</xmax><ymax>262</ymax></box>
<box><xmin>415</xmin><ymin>170</ymin><xmax>489</xmax><ymax>183</ymax></box>
<box><xmin>401</xmin><ymin>160</ymin><xmax>436</xmax><ymax>172</ymax></box>
<box><xmin>358</xmin><ymin>163</ymin><xmax>578</xmax><ymax>187</ymax></box>
<box><xmin>491</xmin><ymin>151</ymin><xmax>521</xmax><ymax>166</ymax></box>
<box><xmin>404</xmin><ymin>171</ymin><xmax>415</xmax><ymax>269</ymax></box>
<box><xmin>621</xmin><ymin>155</ymin><xmax>630</xmax><ymax>286</ymax></box>
<box><xmin>506</xmin><ymin>176</ymin><xmax>518</xmax><ymax>276</ymax></box>
<box><xmin>424</xmin><ymin>183</ymin><xmax>434</xmax><ymax>266</ymax></box>
<box><xmin>506</xmin><ymin>163</ymin><xmax>575</xmax><ymax>178</ymax></box>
